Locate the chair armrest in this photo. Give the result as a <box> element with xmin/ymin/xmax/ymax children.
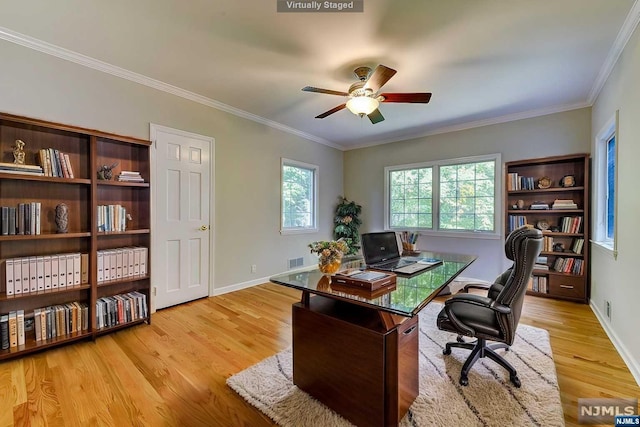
<box><xmin>445</xmin><ymin>293</ymin><xmax>511</xmax><ymax>314</ymax></box>
<box><xmin>461</xmin><ymin>282</ymin><xmax>492</xmax><ymax>293</ymax></box>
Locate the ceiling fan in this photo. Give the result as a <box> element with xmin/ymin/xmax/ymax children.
<box><xmin>302</xmin><ymin>64</ymin><xmax>432</xmax><ymax>124</ymax></box>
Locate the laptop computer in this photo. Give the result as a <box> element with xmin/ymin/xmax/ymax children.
<box><xmin>361</xmin><ymin>231</ymin><xmax>442</xmax><ymax>275</ymax></box>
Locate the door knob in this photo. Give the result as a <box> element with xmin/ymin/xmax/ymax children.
<box><xmin>200</xmin><ymin>225</ymin><xmax>209</xmax><ymax>231</ymax></box>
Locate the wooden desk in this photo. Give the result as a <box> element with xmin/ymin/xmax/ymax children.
<box><xmin>270</xmin><ymin>252</ymin><xmax>476</xmax><ymax>426</ymax></box>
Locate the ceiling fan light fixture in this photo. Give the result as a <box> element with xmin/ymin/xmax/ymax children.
<box><xmin>346</xmin><ymin>96</ymin><xmax>379</xmax><ymax>116</ymax></box>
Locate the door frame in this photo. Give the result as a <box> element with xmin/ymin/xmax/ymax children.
<box><xmin>149</xmin><ymin>123</ymin><xmax>215</xmax><ymax>312</ymax></box>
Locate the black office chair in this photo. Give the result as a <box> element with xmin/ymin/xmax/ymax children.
<box><xmin>436</xmin><ymin>226</ymin><xmax>543</xmax><ymax>387</ymax></box>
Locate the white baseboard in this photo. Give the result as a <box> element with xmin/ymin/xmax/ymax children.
<box><xmin>211</xmin><ymin>265</ymin><xmax>316</xmax><ymax>296</ymax></box>
<box><xmin>590</xmin><ymin>301</ymin><xmax>640</xmax><ymax>387</ymax></box>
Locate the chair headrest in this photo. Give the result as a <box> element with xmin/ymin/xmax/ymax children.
<box><xmin>504</xmin><ymin>225</ymin><xmax>543</xmax><ymax>261</ymax></box>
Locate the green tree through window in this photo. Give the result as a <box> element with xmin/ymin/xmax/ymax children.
<box><xmin>282</xmin><ymin>159</ymin><xmax>317</xmax><ymax>231</ymax></box>
<box><xmin>386</xmin><ymin>155</ymin><xmax>498</xmax><ymax>233</ymax></box>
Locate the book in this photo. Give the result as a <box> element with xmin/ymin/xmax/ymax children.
<box><xmin>0</xmin><ymin>162</ymin><xmax>43</xmax><ymax>171</ymax></box>
<box><xmin>17</xmin><ymin>310</ymin><xmax>25</xmax><ymax>346</ymax></box>
<box><xmin>64</xmin><ymin>153</ymin><xmax>74</xmax><ymax>178</ymax></box>
<box><xmin>5</xmin><ymin>259</ymin><xmax>15</xmax><ymax>296</ymax></box>
<box><xmin>1</xmin><ymin>206</ymin><xmax>8</xmax><ymax>235</ymax></box>
<box><xmin>8</xmin><ymin>207</ymin><xmax>16</xmax><ymax>235</ymax></box>
<box><xmin>0</xmin><ymin>314</ymin><xmax>9</xmax><ymax>350</ymax></box>
<box><xmin>8</xmin><ymin>311</ymin><xmax>17</xmax><ymax>348</ymax></box>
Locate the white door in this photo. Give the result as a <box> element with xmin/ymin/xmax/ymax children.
<box><xmin>151</xmin><ymin>124</ymin><xmax>213</xmax><ymax>310</ymax></box>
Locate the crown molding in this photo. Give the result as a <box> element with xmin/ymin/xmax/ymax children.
<box><xmin>345</xmin><ymin>101</ymin><xmax>591</xmax><ymax>151</ymax></box>
<box><xmin>0</xmin><ymin>26</ymin><xmax>339</xmax><ymax>149</ymax></box>
<box><xmin>588</xmin><ymin>0</ymin><xmax>640</xmax><ymax>103</ymax></box>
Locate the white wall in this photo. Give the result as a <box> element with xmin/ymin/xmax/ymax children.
<box><xmin>591</xmin><ymin>21</ymin><xmax>640</xmax><ymax>383</ymax></box>
<box><xmin>0</xmin><ymin>40</ymin><xmax>343</xmax><ymax>292</ymax></box>
<box><xmin>344</xmin><ymin>108</ymin><xmax>591</xmax><ymax>281</ymax></box>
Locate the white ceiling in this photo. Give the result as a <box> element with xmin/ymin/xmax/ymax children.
<box><xmin>0</xmin><ymin>0</ymin><xmax>638</xmax><ymax>150</ymax></box>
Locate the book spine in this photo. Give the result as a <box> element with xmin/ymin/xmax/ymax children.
<box><xmin>8</xmin><ymin>207</ymin><xmax>16</xmax><ymax>235</ymax></box>
<box><xmin>17</xmin><ymin>310</ymin><xmax>25</xmax><ymax>346</ymax></box>
<box><xmin>1</xmin><ymin>206</ymin><xmax>8</xmax><ymax>235</ymax></box>
<box><xmin>8</xmin><ymin>311</ymin><xmax>17</xmax><ymax>348</ymax></box>
<box><xmin>5</xmin><ymin>259</ymin><xmax>15</xmax><ymax>296</ymax></box>
<box><xmin>0</xmin><ymin>314</ymin><xmax>9</xmax><ymax>349</ymax></box>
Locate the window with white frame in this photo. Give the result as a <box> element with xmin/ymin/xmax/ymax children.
<box><xmin>594</xmin><ymin>111</ymin><xmax>618</xmax><ymax>253</ymax></box>
<box><xmin>281</xmin><ymin>158</ymin><xmax>318</xmax><ymax>234</ymax></box>
<box><xmin>385</xmin><ymin>154</ymin><xmax>500</xmax><ymax>235</ymax></box>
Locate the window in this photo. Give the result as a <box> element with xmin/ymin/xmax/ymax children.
<box><xmin>594</xmin><ymin>111</ymin><xmax>618</xmax><ymax>255</ymax></box>
<box><xmin>385</xmin><ymin>154</ymin><xmax>500</xmax><ymax>236</ymax></box>
<box><xmin>281</xmin><ymin>158</ymin><xmax>318</xmax><ymax>234</ymax></box>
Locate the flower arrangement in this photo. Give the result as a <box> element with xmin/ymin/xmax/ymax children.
<box><xmin>308</xmin><ymin>238</ymin><xmax>349</xmax><ymax>274</ymax></box>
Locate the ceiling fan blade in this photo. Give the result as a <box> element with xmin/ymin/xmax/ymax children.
<box><xmin>380</xmin><ymin>93</ymin><xmax>432</xmax><ymax>103</ymax></box>
<box><xmin>315</xmin><ymin>103</ymin><xmax>347</xmax><ymax>119</ymax></box>
<box><xmin>364</xmin><ymin>65</ymin><xmax>397</xmax><ymax>92</ymax></box>
<box><xmin>302</xmin><ymin>86</ymin><xmax>349</xmax><ymax>96</ymax></box>
<box><xmin>367</xmin><ymin>109</ymin><xmax>385</xmax><ymax>124</ymax></box>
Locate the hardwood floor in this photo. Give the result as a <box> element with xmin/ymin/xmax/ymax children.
<box><xmin>0</xmin><ymin>283</ymin><xmax>637</xmax><ymax>426</ymax></box>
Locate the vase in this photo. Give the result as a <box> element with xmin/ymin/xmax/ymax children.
<box><xmin>318</xmin><ymin>258</ymin><xmax>342</xmax><ymax>275</ymax></box>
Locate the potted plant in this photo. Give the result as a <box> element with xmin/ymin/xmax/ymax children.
<box><xmin>333</xmin><ymin>197</ymin><xmax>362</xmax><ymax>256</ymax></box>
<box><xmin>308</xmin><ymin>238</ymin><xmax>349</xmax><ymax>275</ymax></box>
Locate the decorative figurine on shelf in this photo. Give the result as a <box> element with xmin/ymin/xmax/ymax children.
<box><xmin>560</xmin><ymin>175</ymin><xmax>575</xmax><ymax>187</ymax></box>
<box><xmin>516</xmin><ymin>199</ymin><xmax>525</xmax><ymax>210</ymax></box>
<box><xmin>97</xmin><ymin>162</ymin><xmax>118</xmax><ymax>180</ymax></box>
<box><xmin>553</xmin><ymin>242</ymin><xmax>565</xmax><ymax>253</ymax></box>
<box><xmin>13</xmin><ymin>139</ymin><xmax>26</xmax><ymax>165</ymax></box>
<box><xmin>55</xmin><ymin>203</ymin><xmax>69</xmax><ymax>233</ymax></box>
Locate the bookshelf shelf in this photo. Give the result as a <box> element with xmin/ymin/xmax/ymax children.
<box><xmin>0</xmin><ymin>284</ymin><xmax>91</xmax><ymax>302</ymax></box>
<box><xmin>505</xmin><ymin>153</ymin><xmax>590</xmax><ymax>303</ymax></box>
<box><xmin>0</xmin><ymin>232</ymin><xmax>92</xmax><ymax>241</ymax></box>
<box><xmin>95</xmin><ymin>318</ymin><xmax>148</xmax><ymax>336</ymax></box>
<box><xmin>0</xmin><ymin>112</ymin><xmax>151</xmax><ymax>359</ymax></box>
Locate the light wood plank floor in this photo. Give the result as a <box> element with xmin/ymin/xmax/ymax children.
<box><xmin>0</xmin><ymin>283</ymin><xmax>637</xmax><ymax>426</ymax></box>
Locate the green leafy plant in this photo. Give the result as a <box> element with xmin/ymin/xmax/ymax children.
<box><xmin>333</xmin><ymin>196</ymin><xmax>362</xmax><ymax>255</ymax></box>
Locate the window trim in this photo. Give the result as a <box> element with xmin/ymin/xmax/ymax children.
<box><xmin>384</xmin><ymin>153</ymin><xmax>502</xmax><ymax>239</ymax></box>
<box><xmin>593</xmin><ymin>111</ymin><xmax>619</xmax><ymax>258</ymax></box>
<box><xmin>280</xmin><ymin>158</ymin><xmax>319</xmax><ymax>235</ymax></box>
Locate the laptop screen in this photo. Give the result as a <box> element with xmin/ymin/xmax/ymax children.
<box><xmin>361</xmin><ymin>232</ymin><xmax>401</xmax><ymax>265</ymax></box>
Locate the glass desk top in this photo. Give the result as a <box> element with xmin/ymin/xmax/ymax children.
<box><xmin>269</xmin><ymin>251</ymin><xmax>477</xmax><ymax>317</ymax></box>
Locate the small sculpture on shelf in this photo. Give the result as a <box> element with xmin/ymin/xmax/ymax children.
<box><xmin>55</xmin><ymin>203</ymin><xmax>69</xmax><ymax>233</ymax></box>
<box><xmin>97</xmin><ymin>162</ymin><xmax>119</xmax><ymax>180</ymax></box>
<box><xmin>12</xmin><ymin>139</ymin><xmax>26</xmax><ymax>165</ymax></box>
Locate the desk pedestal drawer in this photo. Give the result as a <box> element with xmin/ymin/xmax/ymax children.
<box><xmin>549</xmin><ymin>275</ymin><xmax>586</xmax><ymax>300</ymax></box>
<box><xmin>292</xmin><ymin>296</ymin><xmax>418</xmax><ymax>427</ymax></box>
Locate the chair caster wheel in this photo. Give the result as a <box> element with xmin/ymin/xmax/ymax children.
<box><xmin>459</xmin><ymin>375</ymin><xmax>469</xmax><ymax>386</ymax></box>
<box><xmin>510</xmin><ymin>375</ymin><xmax>521</xmax><ymax>388</ymax></box>
<box><xmin>456</xmin><ymin>336</ymin><xmax>465</xmax><ymax>343</ymax></box>
<box><xmin>443</xmin><ymin>346</ymin><xmax>451</xmax><ymax>355</ymax></box>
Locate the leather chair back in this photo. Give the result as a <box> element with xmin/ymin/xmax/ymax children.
<box><xmin>495</xmin><ymin>226</ymin><xmax>543</xmax><ymax>344</ymax></box>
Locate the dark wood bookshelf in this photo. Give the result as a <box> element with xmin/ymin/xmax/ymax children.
<box><xmin>505</xmin><ymin>153</ymin><xmax>590</xmax><ymax>303</ymax></box>
<box><xmin>0</xmin><ymin>112</ymin><xmax>151</xmax><ymax>359</ymax></box>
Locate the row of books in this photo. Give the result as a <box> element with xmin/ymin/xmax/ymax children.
<box><xmin>0</xmin><ymin>310</ymin><xmax>25</xmax><ymax>349</ymax></box>
<box><xmin>34</xmin><ymin>302</ymin><xmax>89</xmax><ymax>342</ymax></box>
<box><xmin>97</xmin><ymin>247</ymin><xmax>148</xmax><ymax>283</ymax></box>
<box><xmin>571</xmin><ymin>238</ymin><xmax>585</xmax><ymax>255</ymax></box>
<box><xmin>553</xmin><ymin>257</ymin><xmax>585</xmax><ymax>275</ymax></box>
<box><xmin>37</xmin><ymin>148</ymin><xmax>75</xmax><ymax>178</ymax></box>
<box><xmin>559</xmin><ymin>216</ymin><xmax>583</xmax><ymax>234</ymax></box>
<box><xmin>97</xmin><ymin>204</ymin><xmax>128</xmax><ymax>232</ymax></box>
<box><xmin>507</xmin><ymin>173</ymin><xmax>537</xmax><ymax>191</ymax></box>
<box><xmin>528</xmin><ymin>276</ymin><xmax>548</xmax><ymax>293</ymax></box>
<box><xmin>5</xmin><ymin>253</ymin><xmax>88</xmax><ymax>296</ymax></box>
<box><xmin>508</xmin><ymin>215</ymin><xmax>528</xmax><ymax>232</ymax></box>
<box><xmin>0</xmin><ymin>202</ymin><xmax>42</xmax><ymax>236</ymax></box>
<box><xmin>0</xmin><ymin>162</ymin><xmax>43</xmax><ymax>176</ymax></box>
<box><xmin>96</xmin><ymin>291</ymin><xmax>148</xmax><ymax>330</ymax></box>
<box><xmin>117</xmin><ymin>171</ymin><xmax>144</xmax><ymax>183</ymax></box>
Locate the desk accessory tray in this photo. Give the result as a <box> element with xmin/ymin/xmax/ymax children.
<box><xmin>332</xmin><ymin>270</ymin><xmax>397</xmax><ymax>291</ymax></box>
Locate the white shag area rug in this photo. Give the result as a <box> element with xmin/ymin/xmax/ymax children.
<box><xmin>227</xmin><ymin>303</ymin><xmax>564</xmax><ymax>426</ymax></box>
